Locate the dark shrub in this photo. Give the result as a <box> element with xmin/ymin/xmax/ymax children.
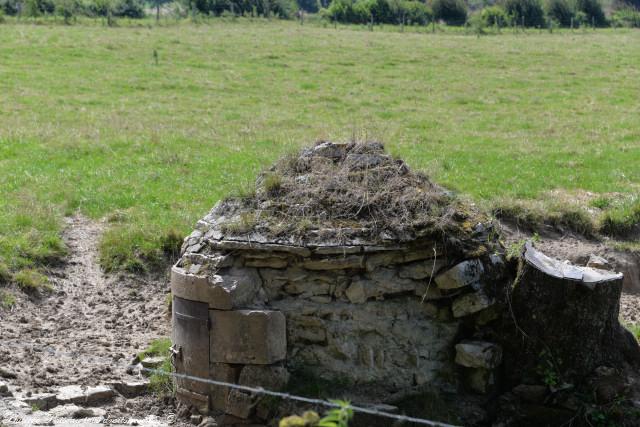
<box><xmin>297</xmin><ymin>0</ymin><xmax>319</xmax><ymax>11</ymax></box>
<box><xmin>575</xmin><ymin>0</ymin><xmax>606</xmax><ymax>26</ymax></box>
<box><xmin>113</xmin><ymin>0</ymin><xmax>145</xmax><ymax>17</ymax></box>
<box><xmin>191</xmin><ymin>0</ymin><xmax>297</xmax><ymax>17</ymax></box>
<box><xmin>272</xmin><ymin>0</ymin><xmax>297</xmax><ymax>17</ymax></box>
<box><xmin>545</xmin><ymin>0</ymin><xmax>573</xmax><ymax>26</ymax></box>
<box><xmin>0</xmin><ymin>0</ymin><xmax>21</xmax><ymax>15</ymax></box>
<box><xmin>502</xmin><ymin>0</ymin><xmax>545</xmax><ymax>26</ymax></box>
<box><xmin>432</xmin><ymin>0</ymin><xmax>467</xmax><ymax>24</ymax></box>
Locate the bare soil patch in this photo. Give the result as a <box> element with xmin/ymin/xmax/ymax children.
<box><xmin>0</xmin><ymin>215</ymin><xmax>179</xmax><ymax>426</ymax></box>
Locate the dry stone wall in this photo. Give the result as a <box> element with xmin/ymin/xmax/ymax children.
<box><xmin>171</xmin><ymin>221</ymin><xmax>507</xmax><ymax>423</ymax></box>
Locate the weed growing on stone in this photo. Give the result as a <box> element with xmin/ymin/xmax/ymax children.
<box><xmin>138</xmin><ymin>337</ymin><xmax>172</xmax><ymax>361</ymax></box>
<box><xmin>139</xmin><ymin>337</ymin><xmax>174</xmax><ymax>396</ymax></box>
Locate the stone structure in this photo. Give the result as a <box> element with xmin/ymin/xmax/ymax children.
<box><xmin>170</xmin><ymin>142</ymin><xmax>640</xmax><ymax>426</ymax></box>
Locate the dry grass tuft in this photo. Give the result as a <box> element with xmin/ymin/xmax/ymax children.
<box><xmin>219</xmin><ymin>141</ymin><xmax>487</xmax><ymax>243</ymax></box>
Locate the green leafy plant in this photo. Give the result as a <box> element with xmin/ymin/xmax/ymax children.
<box><xmin>318</xmin><ymin>400</ymin><xmax>354</xmax><ymax>427</ymax></box>
<box><xmin>481</xmin><ymin>5</ymin><xmax>509</xmax><ymax>26</ymax></box>
<box><xmin>139</xmin><ymin>338</ymin><xmax>174</xmax><ymax>396</ymax></box>
<box><xmin>279</xmin><ymin>400</ymin><xmax>354</xmax><ymax>427</ymax></box>
<box><xmin>536</xmin><ymin>349</ymin><xmax>560</xmax><ymax>388</ymax></box>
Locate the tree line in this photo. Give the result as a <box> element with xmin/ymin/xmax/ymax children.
<box><xmin>1</xmin><ymin>0</ymin><xmax>639</xmax><ymax>27</ymax></box>
<box><xmin>323</xmin><ymin>0</ymin><xmax>639</xmax><ymax>28</ymax></box>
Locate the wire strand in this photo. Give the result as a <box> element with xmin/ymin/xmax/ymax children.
<box><xmin>141</xmin><ymin>367</ymin><xmax>462</xmax><ymax>427</ymax></box>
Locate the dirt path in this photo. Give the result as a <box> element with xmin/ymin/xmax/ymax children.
<box><xmin>0</xmin><ymin>215</ymin><xmax>186</xmax><ymax>427</ymax></box>
<box><xmin>0</xmin><ymin>215</ymin><xmax>170</xmax><ymax>391</ymax></box>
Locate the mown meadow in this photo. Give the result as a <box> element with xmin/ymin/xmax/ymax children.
<box><xmin>1</xmin><ymin>20</ymin><xmax>639</xmax><ymax>292</ymax></box>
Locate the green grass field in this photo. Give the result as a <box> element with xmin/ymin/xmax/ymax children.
<box><xmin>1</xmin><ymin>20</ymin><xmax>639</xmax><ymax>278</ymax></box>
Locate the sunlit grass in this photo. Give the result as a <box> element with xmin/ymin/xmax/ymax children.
<box><xmin>0</xmin><ymin>20</ymin><xmax>639</xmax><ymax>274</ymax></box>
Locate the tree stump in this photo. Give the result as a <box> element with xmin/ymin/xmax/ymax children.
<box><xmin>507</xmin><ymin>242</ymin><xmax>640</xmax><ymax>384</ymax></box>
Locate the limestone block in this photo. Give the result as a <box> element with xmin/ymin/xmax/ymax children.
<box><xmin>289</xmin><ymin>315</ymin><xmax>327</xmax><ymax>343</ymax></box>
<box><xmin>209</xmin><ymin>267</ymin><xmax>263</xmax><ymax>310</ymax></box>
<box><xmin>399</xmin><ymin>258</ymin><xmax>448</xmax><ymax>280</ymax></box>
<box><xmin>210</xmin><ymin>310</ymin><xmax>286</xmax><ymax>364</ymax></box>
<box><xmin>259</xmin><ymin>267</ymin><xmax>308</xmax><ymax>300</ymax></box>
<box><xmin>466</xmin><ymin>368</ymin><xmax>495</xmax><ymax>394</ymax></box>
<box><xmin>238</xmin><ymin>365</ymin><xmax>290</xmax><ymax>390</ymax></box>
<box><xmin>171</xmin><ymin>265</ymin><xmax>262</xmax><ymax>310</ymax></box>
<box><xmin>452</xmin><ymin>291</ymin><xmax>493</xmax><ymax>318</ymax></box>
<box><xmin>176</xmin><ymin>386</ymin><xmax>210</xmax><ymax>415</ymax></box>
<box><xmin>587</xmin><ymin>254</ymin><xmax>611</xmax><ymax>270</ymax></box>
<box><xmin>210</xmin><ymin>363</ymin><xmax>242</xmax><ymax>411</ymax></box>
<box><xmin>344</xmin><ymin>269</ymin><xmax>422</xmax><ymax>303</ymax></box>
<box><xmin>109</xmin><ymin>380</ymin><xmax>149</xmax><ymax>398</ymax></box>
<box><xmin>345</xmin><ymin>280</ymin><xmax>367</xmax><ymax>304</ymax></box>
<box><xmin>171</xmin><ymin>266</ymin><xmax>211</xmax><ymax>304</ymax></box>
<box><xmin>302</xmin><ymin>256</ymin><xmax>364</xmax><ymax>270</ymax></box>
<box><xmin>365</xmin><ymin>249</ymin><xmax>440</xmax><ymax>271</ymax></box>
<box><xmin>22</xmin><ymin>393</ymin><xmax>57</xmax><ymax>410</ymax></box>
<box><xmin>244</xmin><ymin>256</ymin><xmax>289</xmax><ymax>269</ymax></box>
<box><xmin>414</xmin><ymin>283</ymin><xmax>444</xmax><ymax>300</ymax></box>
<box><xmin>56</xmin><ymin>385</ymin><xmax>114</xmax><ymax>405</ymax></box>
<box><xmin>225</xmin><ymin>389</ymin><xmax>254</xmax><ymax>419</ymax></box>
<box><xmin>435</xmin><ymin>259</ymin><xmax>484</xmax><ymax>290</ymax></box>
<box><xmin>455</xmin><ymin>341</ymin><xmax>503</xmax><ymax>369</ymax></box>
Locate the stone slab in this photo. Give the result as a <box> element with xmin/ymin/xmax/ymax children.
<box><xmin>302</xmin><ymin>256</ymin><xmax>364</xmax><ymax>270</ymax></box>
<box><xmin>455</xmin><ymin>341</ymin><xmax>503</xmax><ymax>369</ymax></box>
<box><xmin>452</xmin><ymin>291</ymin><xmax>494</xmax><ymax>318</ymax></box>
<box><xmin>209</xmin><ymin>310</ymin><xmax>286</xmax><ymax>364</ymax></box>
<box><xmin>176</xmin><ymin>386</ymin><xmax>210</xmax><ymax>415</ymax></box>
<box><xmin>172</xmin><ymin>266</ymin><xmax>262</xmax><ymax>310</ymax></box>
<box><xmin>210</xmin><ymin>363</ymin><xmax>242</xmax><ymax>412</ymax></box>
<box><xmin>56</xmin><ymin>385</ymin><xmax>114</xmax><ymax>406</ymax></box>
<box><xmin>435</xmin><ymin>259</ymin><xmax>484</xmax><ymax>290</ymax></box>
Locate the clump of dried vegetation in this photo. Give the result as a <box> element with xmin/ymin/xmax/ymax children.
<box><xmin>218</xmin><ymin>141</ymin><xmax>488</xmax><ymax>243</ymax></box>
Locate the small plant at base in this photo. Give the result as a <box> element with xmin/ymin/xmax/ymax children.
<box><xmin>139</xmin><ymin>338</ymin><xmax>174</xmax><ymax>396</ymax></box>
<box><xmin>506</xmin><ymin>234</ymin><xmax>539</xmax><ymax>260</ymax></box>
<box><xmin>318</xmin><ymin>400</ymin><xmax>353</xmax><ymax>427</ymax></box>
<box><xmin>279</xmin><ymin>400</ymin><xmax>353</xmax><ymax>427</ymax></box>
<box><xmin>536</xmin><ymin>349</ymin><xmax>560</xmax><ymax>388</ymax></box>
<box><xmin>0</xmin><ymin>290</ymin><xmax>16</xmax><ymax>309</ymax></box>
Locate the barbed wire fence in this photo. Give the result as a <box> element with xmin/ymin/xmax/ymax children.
<box><xmin>141</xmin><ymin>367</ymin><xmax>462</xmax><ymax>427</ymax></box>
